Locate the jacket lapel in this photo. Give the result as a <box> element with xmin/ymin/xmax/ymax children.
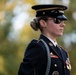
<box><xmin>39</xmin><ymin>34</ymin><xmax>63</xmax><ymax>61</ymax></box>
<box><xmin>49</xmin><ymin>44</ymin><xmax>63</xmax><ymax>61</ymax></box>
<box><xmin>60</xmin><ymin>47</ymin><xmax>67</xmax><ymax>63</ymax></box>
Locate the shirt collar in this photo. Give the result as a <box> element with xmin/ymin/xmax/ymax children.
<box><xmin>42</xmin><ymin>34</ymin><xmax>57</xmax><ymax>47</ymax></box>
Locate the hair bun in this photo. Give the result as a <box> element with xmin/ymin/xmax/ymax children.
<box><xmin>30</xmin><ymin>19</ymin><xmax>39</xmax><ymax>31</ymax></box>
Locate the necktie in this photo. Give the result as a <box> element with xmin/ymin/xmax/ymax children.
<box><xmin>55</xmin><ymin>45</ymin><xmax>62</xmax><ymax>58</ymax></box>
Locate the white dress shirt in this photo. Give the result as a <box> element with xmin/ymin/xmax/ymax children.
<box><xmin>42</xmin><ymin>34</ymin><xmax>57</xmax><ymax>47</ymax></box>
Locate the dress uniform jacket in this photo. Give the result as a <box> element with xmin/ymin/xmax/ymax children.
<box><xmin>18</xmin><ymin>34</ymin><xmax>71</xmax><ymax>75</ymax></box>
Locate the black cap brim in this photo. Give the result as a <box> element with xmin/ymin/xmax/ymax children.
<box><xmin>56</xmin><ymin>15</ymin><xmax>67</xmax><ymax>20</ymax></box>
<box><xmin>32</xmin><ymin>4</ymin><xmax>67</xmax><ymax>11</ymax></box>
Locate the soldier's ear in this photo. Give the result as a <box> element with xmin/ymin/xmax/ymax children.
<box><xmin>39</xmin><ymin>20</ymin><xmax>47</xmax><ymax>28</ymax></box>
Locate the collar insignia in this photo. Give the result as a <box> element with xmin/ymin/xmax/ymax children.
<box><xmin>49</xmin><ymin>43</ymin><xmax>53</xmax><ymax>46</ymax></box>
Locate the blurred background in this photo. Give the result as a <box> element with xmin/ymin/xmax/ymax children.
<box><xmin>0</xmin><ymin>0</ymin><xmax>76</xmax><ymax>75</ymax></box>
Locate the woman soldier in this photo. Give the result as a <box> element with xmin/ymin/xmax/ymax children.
<box><xmin>18</xmin><ymin>4</ymin><xmax>71</xmax><ymax>75</ymax></box>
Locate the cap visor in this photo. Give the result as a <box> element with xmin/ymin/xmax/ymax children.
<box><xmin>56</xmin><ymin>15</ymin><xmax>67</xmax><ymax>20</ymax></box>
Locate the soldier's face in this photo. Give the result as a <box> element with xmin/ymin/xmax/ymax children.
<box><xmin>44</xmin><ymin>17</ymin><xmax>65</xmax><ymax>37</ymax></box>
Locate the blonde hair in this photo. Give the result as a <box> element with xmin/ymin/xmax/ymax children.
<box><xmin>30</xmin><ymin>16</ymin><xmax>49</xmax><ymax>31</ymax></box>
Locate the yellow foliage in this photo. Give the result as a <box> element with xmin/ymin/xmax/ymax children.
<box><xmin>0</xmin><ymin>0</ymin><xmax>6</xmax><ymax>11</ymax></box>
<box><xmin>23</xmin><ymin>0</ymin><xmax>35</xmax><ymax>5</ymax></box>
<box><xmin>17</xmin><ymin>46</ymin><xmax>25</xmax><ymax>59</ymax></box>
<box><xmin>0</xmin><ymin>56</ymin><xmax>5</xmax><ymax>72</ymax></box>
<box><xmin>19</xmin><ymin>24</ymin><xmax>40</xmax><ymax>43</ymax></box>
<box><xmin>5</xmin><ymin>2</ymin><xmax>16</xmax><ymax>11</ymax></box>
<box><xmin>0</xmin><ymin>11</ymin><xmax>5</xmax><ymax>20</ymax></box>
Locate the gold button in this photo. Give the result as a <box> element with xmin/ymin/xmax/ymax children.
<box><xmin>43</xmin><ymin>12</ymin><xmax>45</xmax><ymax>14</ymax></box>
<box><xmin>54</xmin><ymin>64</ymin><xmax>57</xmax><ymax>67</ymax></box>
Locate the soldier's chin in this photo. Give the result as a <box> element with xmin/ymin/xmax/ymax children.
<box><xmin>57</xmin><ymin>33</ymin><xmax>63</xmax><ymax>37</ymax></box>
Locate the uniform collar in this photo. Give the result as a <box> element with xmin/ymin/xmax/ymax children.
<box><xmin>40</xmin><ymin>34</ymin><xmax>57</xmax><ymax>47</ymax></box>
